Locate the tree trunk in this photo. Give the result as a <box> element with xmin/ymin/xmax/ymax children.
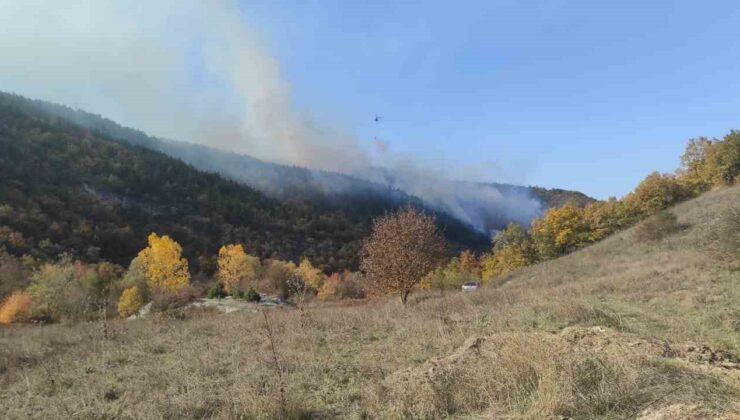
<box><xmin>401</xmin><ymin>290</ymin><xmax>409</xmax><ymax>305</ymax></box>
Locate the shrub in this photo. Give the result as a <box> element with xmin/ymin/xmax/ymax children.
<box><xmin>422</xmin><ymin>258</ymin><xmax>476</xmax><ymax>290</ymax></box>
<box><xmin>318</xmin><ymin>273</ymin><xmax>341</xmax><ymax>300</ymax></box>
<box><xmin>26</xmin><ymin>259</ymin><xmax>105</xmax><ymax>322</ymax></box>
<box><xmin>245</xmin><ymin>287</ymin><xmax>261</xmax><ymax>302</ymax></box>
<box><xmin>296</xmin><ymin>258</ymin><xmax>325</xmax><ymax>293</ymax></box>
<box><xmin>633</xmin><ymin>210</ymin><xmax>681</xmax><ymax>242</ymax></box>
<box><xmin>317</xmin><ymin>272</ymin><xmax>366</xmax><ymax>300</ymax></box>
<box><xmin>264</xmin><ymin>259</ymin><xmax>299</xmax><ymax>300</ymax></box>
<box><xmin>150</xmin><ymin>288</ymin><xmax>196</xmax><ymax>313</ymax></box>
<box><xmin>335</xmin><ymin>272</ymin><xmax>366</xmax><ymax>299</ymax></box>
<box><xmin>0</xmin><ymin>291</ymin><xmax>32</xmax><ymax>324</ymax></box>
<box><xmin>206</xmin><ymin>282</ymin><xmax>226</xmax><ymax>299</ymax></box>
<box><xmin>117</xmin><ymin>286</ymin><xmax>145</xmax><ymax>318</ymax></box>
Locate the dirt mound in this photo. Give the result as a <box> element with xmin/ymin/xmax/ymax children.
<box><xmin>385</xmin><ymin>326</ymin><xmax>740</xmax><ymax>418</ymax></box>
<box><xmin>560</xmin><ymin>326</ymin><xmax>740</xmax><ymax>370</ymax></box>
<box><xmin>387</xmin><ymin>326</ymin><xmax>671</xmax><ymax>388</ymax></box>
<box><xmin>559</xmin><ymin>326</ymin><xmax>669</xmax><ymax>357</ymax></box>
<box><xmin>673</xmin><ymin>343</ymin><xmax>740</xmax><ymax>370</ymax></box>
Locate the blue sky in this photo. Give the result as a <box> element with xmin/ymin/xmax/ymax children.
<box><xmin>237</xmin><ymin>0</ymin><xmax>740</xmax><ymax>199</ymax></box>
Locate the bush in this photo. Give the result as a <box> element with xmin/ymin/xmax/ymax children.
<box><xmin>318</xmin><ymin>273</ymin><xmax>341</xmax><ymax>300</ymax></box>
<box><xmin>207</xmin><ymin>282</ymin><xmax>226</xmax><ymax>299</ymax></box>
<box><xmin>244</xmin><ymin>287</ymin><xmax>261</xmax><ymax>302</ymax></box>
<box><xmin>150</xmin><ymin>289</ymin><xmax>196</xmax><ymax>313</ymax></box>
<box><xmin>27</xmin><ymin>259</ymin><xmax>104</xmax><ymax>322</ymax></box>
<box><xmin>0</xmin><ymin>291</ymin><xmax>32</xmax><ymax>324</ymax></box>
<box><xmin>117</xmin><ymin>286</ymin><xmax>145</xmax><ymax>318</ymax></box>
<box><xmin>633</xmin><ymin>210</ymin><xmax>681</xmax><ymax>242</ymax></box>
<box><xmin>335</xmin><ymin>272</ymin><xmax>366</xmax><ymax>299</ymax></box>
<box><xmin>264</xmin><ymin>260</ymin><xmax>299</xmax><ymax>300</ymax></box>
<box><xmin>422</xmin><ymin>258</ymin><xmax>476</xmax><ymax>290</ymax></box>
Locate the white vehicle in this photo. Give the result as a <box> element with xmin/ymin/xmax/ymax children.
<box><xmin>461</xmin><ymin>281</ymin><xmax>480</xmax><ymax>292</ymax></box>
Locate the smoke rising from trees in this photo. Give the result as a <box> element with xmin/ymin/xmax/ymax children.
<box><xmin>0</xmin><ymin>0</ymin><xmax>542</xmax><ymax>231</ymax></box>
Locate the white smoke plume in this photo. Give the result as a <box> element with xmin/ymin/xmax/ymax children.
<box><xmin>0</xmin><ymin>0</ymin><xmax>543</xmax><ymax>231</ymax></box>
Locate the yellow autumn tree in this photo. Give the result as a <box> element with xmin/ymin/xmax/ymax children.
<box><xmin>623</xmin><ymin>172</ymin><xmax>691</xmax><ymax>217</ymax></box>
<box><xmin>481</xmin><ymin>223</ymin><xmax>537</xmax><ymax>281</ymax></box>
<box><xmin>677</xmin><ymin>132</ymin><xmax>740</xmax><ymax>190</ymax></box>
<box><xmin>137</xmin><ymin>233</ymin><xmax>190</xmax><ymax>293</ymax></box>
<box><xmin>296</xmin><ymin>258</ymin><xmax>325</xmax><ymax>293</ymax></box>
<box><xmin>582</xmin><ymin>198</ymin><xmax>633</xmax><ymax>242</ymax></box>
<box><xmin>318</xmin><ymin>272</ymin><xmax>342</xmax><ymax>300</ymax></box>
<box><xmin>481</xmin><ymin>242</ymin><xmax>536</xmax><ymax>280</ymax></box>
<box><xmin>677</xmin><ymin>137</ymin><xmax>716</xmax><ymax>193</ymax></box>
<box><xmin>217</xmin><ymin>244</ymin><xmax>260</xmax><ymax>295</ymax></box>
<box><xmin>530</xmin><ymin>204</ymin><xmax>590</xmax><ymax>259</ymax></box>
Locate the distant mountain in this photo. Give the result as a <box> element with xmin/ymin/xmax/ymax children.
<box><xmin>0</xmin><ymin>93</ymin><xmax>593</xmax><ymax>226</ymax></box>
<box><xmin>0</xmin><ymin>92</ymin><xmax>491</xmax><ymax>272</ymax></box>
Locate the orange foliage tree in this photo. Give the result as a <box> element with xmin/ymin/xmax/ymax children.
<box><xmin>361</xmin><ymin>207</ymin><xmax>445</xmax><ymax>304</ymax></box>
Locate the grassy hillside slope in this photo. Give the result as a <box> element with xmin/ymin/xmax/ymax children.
<box><xmin>1</xmin><ymin>186</ymin><xmax>738</xmax><ymax>419</ymax></box>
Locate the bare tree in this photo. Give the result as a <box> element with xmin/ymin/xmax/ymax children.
<box><xmin>361</xmin><ymin>207</ymin><xmax>446</xmax><ymax>304</ymax></box>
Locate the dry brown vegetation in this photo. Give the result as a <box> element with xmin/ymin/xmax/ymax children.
<box><xmin>1</xmin><ymin>186</ymin><xmax>739</xmax><ymax>419</ymax></box>
<box><xmin>361</xmin><ymin>207</ymin><xmax>446</xmax><ymax>304</ymax></box>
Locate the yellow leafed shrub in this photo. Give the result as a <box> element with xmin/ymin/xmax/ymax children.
<box><xmin>0</xmin><ymin>291</ymin><xmax>32</xmax><ymax>324</ymax></box>
<box><xmin>118</xmin><ymin>286</ymin><xmax>145</xmax><ymax>318</ymax></box>
<box><xmin>318</xmin><ymin>273</ymin><xmax>342</xmax><ymax>300</ymax></box>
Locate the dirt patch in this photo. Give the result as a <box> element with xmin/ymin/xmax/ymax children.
<box><xmin>560</xmin><ymin>326</ymin><xmax>740</xmax><ymax>370</ymax></box>
<box><xmin>673</xmin><ymin>343</ymin><xmax>740</xmax><ymax>370</ymax></box>
<box><xmin>560</xmin><ymin>326</ymin><xmax>670</xmax><ymax>357</ymax></box>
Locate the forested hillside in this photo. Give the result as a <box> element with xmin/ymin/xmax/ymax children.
<box><xmin>0</xmin><ymin>92</ymin><xmax>591</xmax><ymax>218</ymax></box>
<box><xmin>0</xmin><ymin>95</ymin><xmax>489</xmax><ymax>272</ymax></box>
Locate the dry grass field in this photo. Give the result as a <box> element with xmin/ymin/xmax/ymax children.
<box><xmin>1</xmin><ymin>186</ymin><xmax>739</xmax><ymax>419</ymax></box>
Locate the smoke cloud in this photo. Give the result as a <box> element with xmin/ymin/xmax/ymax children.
<box><xmin>0</xmin><ymin>0</ymin><xmax>542</xmax><ymax>231</ymax></box>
